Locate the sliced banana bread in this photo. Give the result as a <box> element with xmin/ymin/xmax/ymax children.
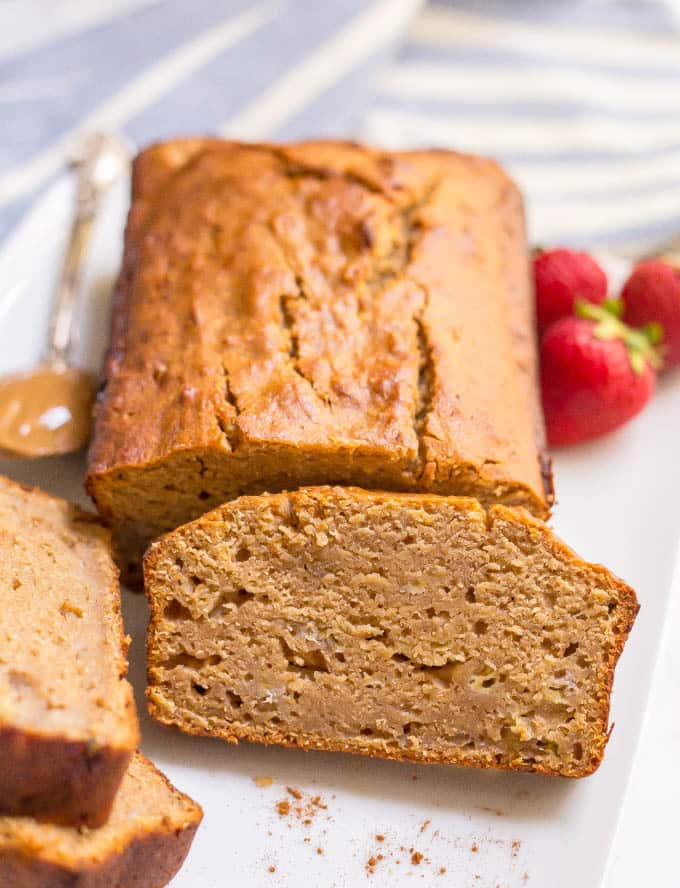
<box><xmin>0</xmin><ymin>752</ymin><xmax>202</xmax><ymax>887</ymax></box>
<box><xmin>87</xmin><ymin>138</ymin><xmax>552</xmax><ymax>585</ymax></box>
<box><xmin>145</xmin><ymin>487</ymin><xmax>637</xmax><ymax>778</ymax></box>
<box><xmin>0</xmin><ymin>476</ymin><xmax>139</xmax><ymax>826</ymax></box>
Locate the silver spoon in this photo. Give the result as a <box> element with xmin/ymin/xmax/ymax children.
<box><xmin>0</xmin><ymin>133</ymin><xmax>129</xmax><ymax>458</ymax></box>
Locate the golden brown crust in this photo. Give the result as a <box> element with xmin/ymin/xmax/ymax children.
<box><xmin>0</xmin><ymin>827</ymin><xmax>200</xmax><ymax>888</ymax></box>
<box><xmin>0</xmin><ymin>753</ymin><xmax>202</xmax><ymax>888</ymax></box>
<box><xmin>0</xmin><ymin>475</ymin><xmax>139</xmax><ymax>827</ymax></box>
<box><xmin>0</xmin><ymin>728</ymin><xmax>131</xmax><ymax>828</ymax></box>
<box><xmin>145</xmin><ymin>486</ymin><xmax>637</xmax><ymax>779</ymax></box>
<box><xmin>87</xmin><ymin>139</ymin><xmax>552</xmax><ymax>582</ymax></box>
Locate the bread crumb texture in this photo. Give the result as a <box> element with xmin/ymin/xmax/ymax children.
<box><xmin>145</xmin><ymin>486</ymin><xmax>637</xmax><ymax>778</ymax></box>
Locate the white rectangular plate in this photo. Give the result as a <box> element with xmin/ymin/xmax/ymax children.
<box><xmin>1</xmin><ymin>175</ymin><xmax>678</xmax><ymax>888</ymax></box>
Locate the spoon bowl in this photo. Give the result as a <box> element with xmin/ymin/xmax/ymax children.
<box><xmin>0</xmin><ymin>365</ymin><xmax>97</xmax><ymax>458</ymax></box>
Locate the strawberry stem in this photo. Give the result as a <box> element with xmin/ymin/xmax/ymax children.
<box><xmin>575</xmin><ymin>299</ymin><xmax>662</xmax><ymax>374</ymax></box>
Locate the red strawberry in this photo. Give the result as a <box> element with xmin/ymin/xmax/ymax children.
<box><xmin>533</xmin><ymin>248</ymin><xmax>608</xmax><ymax>336</ymax></box>
<box><xmin>621</xmin><ymin>258</ymin><xmax>680</xmax><ymax>369</ymax></box>
<box><xmin>540</xmin><ymin>302</ymin><xmax>659</xmax><ymax>447</ymax></box>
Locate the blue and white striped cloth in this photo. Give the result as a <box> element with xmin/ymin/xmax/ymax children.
<box><xmin>364</xmin><ymin>1</ymin><xmax>680</xmax><ymax>253</ymax></box>
<box><xmin>1</xmin><ymin>0</ymin><xmax>679</xmax><ymax>254</ymax></box>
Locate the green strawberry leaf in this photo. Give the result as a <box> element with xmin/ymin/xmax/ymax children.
<box><xmin>629</xmin><ymin>351</ymin><xmax>645</xmax><ymax>375</ymax></box>
<box><xmin>643</xmin><ymin>321</ymin><xmax>664</xmax><ymax>345</ymax></box>
<box><xmin>602</xmin><ymin>297</ymin><xmax>624</xmax><ymax>318</ymax></box>
<box><xmin>575</xmin><ymin>299</ymin><xmax>661</xmax><ymax>375</ymax></box>
<box><xmin>593</xmin><ymin>316</ymin><xmax>623</xmax><ymax>341</ymax></box>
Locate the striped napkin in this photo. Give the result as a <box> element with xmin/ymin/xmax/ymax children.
<box><xmin>0</xmin><ymin>0</ymin><xmax>423</xmax><ymax>241</ymax></box>
<box><xmin>1</xmin><ymin>0</ymin><xmax>679</xmax><ymax>256</ymax></box>
<box><xmin>363</xmin><ymin>1</ymin><xmax>680</xmax><ymax>254</ymax></box>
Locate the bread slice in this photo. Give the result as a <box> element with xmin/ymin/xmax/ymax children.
<box><xmin>145</xmin><ymin>487</ymin><xmax>637</xmax><ymax>778</ymax></box>
<box><xmin>0</xmin><ymin>751</ymin><xmax>202</xmax><ymax>887</ymax></box>
<box><xmin>0</xmin><ymin>476</ymin><xmax>139</xmax><ymax>826</ymax></box>
<box><xmin>87</xmin><ymin>138</ymin><xmax>552</xmax><ymax>587</ymax></box>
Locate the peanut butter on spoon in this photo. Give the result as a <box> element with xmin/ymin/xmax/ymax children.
<box><xmin>0</xmin><ymin>367</ymin><xmax>96</xmax><ymax>458</ymax></box>
<box><xmin>0</xmin><ymin>133</ymin><xmax>127</xmax><ymax>459</ymax></box>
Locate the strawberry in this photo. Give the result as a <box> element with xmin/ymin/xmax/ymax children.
<box><xmin>533</xmin><ymin>248</ymin><xmax>608</xmax><ymax>336</ymax></box>
<box><xmin>621</xmin><ymin>258</ymin><xmax>680</xmax><ymax>369</ymax></box>
<box><xmin>540</xmin><ymin>302</ymin><xmax>659</xmax><ymax>447</ymax></box>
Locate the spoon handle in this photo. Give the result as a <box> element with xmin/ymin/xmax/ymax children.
<box><xmin>43</xmin><ymin>134</ymin><xmax>126</xmax><ymax>368</ymax></box>
<box><xmin>43</xmin><ymin>194</ymin><xmax>96</xmax><ymax>368</ymax></box>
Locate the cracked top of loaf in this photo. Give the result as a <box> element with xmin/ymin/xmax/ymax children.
<box><xmin>88</xmin><ymin>139</ymin><xmax>552</xmax><ymax>553</ymax></box>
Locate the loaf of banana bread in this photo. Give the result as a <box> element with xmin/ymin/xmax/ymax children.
<box><xmin>87</xmin><ymin>139</ymin><xmax>552</xmax><ymax>584</ymax></box>
<box><xmin>0</xmin><ymin>476</ymin><xmax>139</xmax><ymax>826</ymax></box>
<box><xmin>0</xmin><ymin>752</ymin><xmax>202</xmax><ymax>887</ymax></box>
<box><xmin>145</xmin><ymin>487</ymin><xmax>637</xmax><ymax>778</ymax></box>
